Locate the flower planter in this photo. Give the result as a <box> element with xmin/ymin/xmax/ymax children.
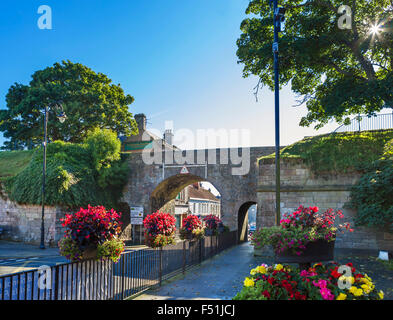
<box><xmin>275</xmin><ymin>239</ymin><xmax>335</xmax><ymax>264</ymax></box>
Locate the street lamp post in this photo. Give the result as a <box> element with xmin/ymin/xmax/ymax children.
<box><xmin>39</xmin><ymin>103</ymin><xmax>67</xmax><ymax>249</ymax></box>
<box><xmin>272</xmin><ymin>1</ymin><xmax>286</xmax><ymax>226</ymax></box>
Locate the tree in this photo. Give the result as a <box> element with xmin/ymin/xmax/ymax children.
<box><xmin>0</xmin><ymin>61</ymin><xmax>138</xmax><ymax>149</ymax></box>
<box><xmin>236</xmin><ymin>0</ymin><xmax>393</xmax><ymax>128</ymax></box>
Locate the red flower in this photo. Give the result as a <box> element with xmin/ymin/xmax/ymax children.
<box><xmin>331</xmin><ymin>268</ymin><xmax>341</xmax><ymax>279</ymax></box>
<box><xmin>294</xmin><ymin>291</ymin><xmax>307</xmax><ymax>300</ymax></box>
<box><xmin>262</xmin><ymin>290</ymin><xmax>271</xmax><ymax>299</ymax></box>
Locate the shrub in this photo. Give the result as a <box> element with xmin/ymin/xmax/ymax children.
<box><xmin>348</xmin><ymin>160</ymin><xmax>393</xmax><ymax>232</ymax></box>
<box><xmin>143</xmin><ymin>211</ymin><xmax>176</xmax><ymax>248</ymax></box>
<box><xmin>259</xmin><ymin>130</ymin><xmax>393</xmax><ymax>174</ymax></box>
<box><xmin>252</xmin><ymin>206</ymin><xmax>353</xmax><ymax>256</ymax></box>
<box><xmin>4</xmin><ymin>129</ymin><xmax>129</xmax><ymax>208</ymax></box>
<box><xmin>84</xmin><ymin>128</ymin><xmax>121</xmax><ymax>171</ymax></box>
<box><xmin>233</xmin><ymin>263</ymin><xmax>384</xmax><ymax>300</ymax></box>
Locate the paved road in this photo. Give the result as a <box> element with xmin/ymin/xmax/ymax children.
<box><xmin>0</xmin><ymin>241</ymin><xmax>67</xmax><ymax>276</ymax></box>
<box><xmin>135</xmin><ymin>242</ymin><xmax>393</xmax><ymax>300</ymax></box>
<box><xmin>0</xmin><ymin>241</ymin><xmax>145</xmax><ymax>276</ymax></box>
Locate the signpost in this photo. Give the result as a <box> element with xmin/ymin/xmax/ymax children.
<box><xmin>180</xmin><ymin>165</ymin><xmax>189</xmax><ymax>174</ymax></box>
<box><xmin>130</xmin><ymin>206</ymin><xmax>144</xmax><ymax>244</ymax></box>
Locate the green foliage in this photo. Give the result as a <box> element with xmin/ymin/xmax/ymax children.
<box><xmin>97</xmin><ymin>238</ymin><xmax>125</xmax><ymax>263</ymax></box>
<box><xmin>0</xmin><ymin>150</ymin><xmax>34</xmax><ymax>181</ymax></box>
<box><xmin>259</xmin><ymin>130</ymin><xmax>393</xmax><ymax>174</ymax></box>
<box><xmin>85</xmin><ymin>128</ymin><xmax>121</xmax><ymax>171</ymax></box>
<box><xmin>381</xmin><ymin>138</ymin><xmax>393</xmax><ymax>160</ymax></box>
<box><xmin>58</xmin><ymin>236</ymin><xmax>84</xmax><ymax>262</ymax></box>
<box><xmin>3</xmin><ymin>129</ymin><xmax>129</xmax><ymax>208</ymax></box>
<box><xmin>251</xmin><ymin>226</ymin><xmax>282</xmax><ymax>250</ymax></box>
<box><xmin>237</xmin><ymin>0</ymin><xmax>393</xmax><ymax>128</ymax></box>
<box><xmin>0</xmin><ymin>60</ymin><xmax>138</xmax><ymax>149</ymax></box>
<box><xmin>233</xmin><ymin>281</ymin><xmax>268</xmax><ymax>300</ymax></box>
<box><xmin>348</xmin><ymin>160</ymin><xmax>393</xmax><ymax>231</ymax></box>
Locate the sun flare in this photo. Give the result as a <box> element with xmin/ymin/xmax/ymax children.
<box><xmin>370</xmin><ymin>24</ymin><xmax>381</xmax><ymax>35</ymax></box>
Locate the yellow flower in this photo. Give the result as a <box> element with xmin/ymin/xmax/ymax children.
<box><xmin>275</xmin><ymin>264</ymin><xmax>284</xmax><ymax>271</ymax></box>
<box><xmin>349</xmin><ymin>286</ymin><xmax>357</xmax><ymax>294</ymax></box>
<box><xmin>257</xmin><ymin>265</ymin><xmax>267</xmax><ymax>274</ymax></box>
<box><xmin>250</xmin><ymin>268</ymin><xmax>258</xmax><ymax>276</ymax></box>
<box><xmin>348</xmin><ymin>276</ymin><xmax>355</xmax><ymax>284</ymax></box>
<box><xmin>336</xmin><ymin>293</ymin><xmax>347</xmax><ymax>300</ymax></box>
<box><xmin>353</xmin><ymin>288</ymin><xmax>363</xmax><ymax>297</ymax></box>
<box><xmin>378</xmin><ymin>290</ymin><xmax>384</xmax><ymax>300</ymax></box>
<box><xmin>244</xmin><ymin>277</ymin><xmax>255</xmax><ymax>287</ymax></box>
<box><xmin>361</xmin><ymin>284</ymin><xmax>371</xmax><ymax>294</ymax></box>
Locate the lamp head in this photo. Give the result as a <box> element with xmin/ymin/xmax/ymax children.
<box><xmin>57</xmin><ymin>111</ymin><xmax>67</xmax><ymax>123</ymax></box>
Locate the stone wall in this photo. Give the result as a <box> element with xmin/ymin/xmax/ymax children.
<box><xmin>121</xmin><ymin>147</ymin><xmax>276</xmax><ymax>239</ymax></box>
<box><xmin>0</xmin><ymin>192</ymin><xmax>65</xmax><ymax>246</ymax></box>
<box><xmin>257</xmin><ymin>158</ymin><xmax>393</xmax><ymax>251</ymax></box>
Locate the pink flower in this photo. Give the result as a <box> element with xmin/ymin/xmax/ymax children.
<box><xmin>320</xmin><ymin>287</ymin><xmax>334</xmax><ymax>300</ymax></box>
<box><xmin>300</xmin><ymin>270</ymin><xmax>309</xmax><ymax>277</ymax></box>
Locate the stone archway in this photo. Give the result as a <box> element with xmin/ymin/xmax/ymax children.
<box><xmin>237</xmin><ymin>201</ymin><xmax>257</xmax><ymax>243</ymax></box>
<box><xmin>150</xmin><ymin>174</ymin><xmax>204</xmax><ymax>213</ymax></box>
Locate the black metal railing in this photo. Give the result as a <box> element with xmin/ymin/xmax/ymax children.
<box><xmin>333</xmin><ymin>113</ymin><xmax>393</xmax><ymax>133</ymax></box>
<box><xmin>0</xmin><ymin>231</ymin><xmax>238</xmax><ymax>300</ymax></box>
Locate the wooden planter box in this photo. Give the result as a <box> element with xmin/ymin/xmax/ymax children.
<box><xmin>275</xmin><ymin>239</ymin><xmax>335</xmax><ymax>264</ymax></box>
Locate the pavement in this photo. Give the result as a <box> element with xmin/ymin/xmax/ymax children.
<box><xmin>134</xmin><ymin>242</ymin><xmax>393</xmax><ymax>300</ymax></box>
<box><xmin>134</xmin><ymin>243</ymin><xmax>268</xmax><ymax>300</ymax></box>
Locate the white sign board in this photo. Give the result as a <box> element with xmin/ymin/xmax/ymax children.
<box><xmin>130</xmin><ymin>206</ymin><xmax>144</xmax><ymax>218</ymax></box>
<box><xmin>131</xmin><ymin>217</ymin><xmax>144</xmax><ymax>225</ymax></box>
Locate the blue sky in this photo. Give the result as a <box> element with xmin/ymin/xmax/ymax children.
<box><xmin>0</xmin><ymin>0</ymin><xmax>343</xmax><ymax>149</ymax></box>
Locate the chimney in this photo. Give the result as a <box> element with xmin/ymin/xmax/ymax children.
<box><xmin>163</xmin><ymin>129</ymin><xmax>174</xmax><ymax>145</ymax></box>
<box><xmin>134</xmin><ymin>114</ymin><xmax>147</xmax><ymax>133</ymax></box>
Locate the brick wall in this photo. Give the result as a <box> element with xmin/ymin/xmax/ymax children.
<box><xmin>257</xmin><ymin>159</ymin><xmax>393</xmax><ymax>251</ymax></box>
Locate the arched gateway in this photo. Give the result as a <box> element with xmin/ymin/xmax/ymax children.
<box><xmin>121</xmin><ymin>147</ymin><xmax>275</xmax><ymax>243</ymax></box>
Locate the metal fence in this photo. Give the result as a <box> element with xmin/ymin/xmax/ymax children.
<box><xmin>0</xmin><ymin>231</ymin><xmax>238</xmax><ymax>300</ymax></box>
<box><xmin>333</xmin><ymin>113</ymin><xmax>393</xmax><ymax>133</ymax></box>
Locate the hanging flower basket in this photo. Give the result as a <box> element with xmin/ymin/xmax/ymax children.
<box><xmin>179</xmin><ymin>215</ymin><xmax>204</xmax><ymax>240</ymax></box>
<box><xmin>143</xmin><ymin>211</ymin><xmax>176</xmax><ymax>248</ymax></box>
<box><xmin>203</xmin><ymin>214</ymin><xmax>223</xmax><ymax>236</ymax></box>
<box><xmin>58</xmin><ymin>205</ymin><xmax>125</xmax><ymax>263</ymax></box>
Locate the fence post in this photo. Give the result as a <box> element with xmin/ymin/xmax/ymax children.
<box><xmin>199</xmin><ymin>239</ymin><xmax>202</xmax><ymax>264</ymax></box>
<box><xmin>159</xmin><ymin>247</ymin><xmax>162</xmax><ymax>286</ymax></box>
<box><xmin>182</xmin><ymin>241</ymin><xmax>186</xmax><ymax>274</ymax></box>
<box><xmin>121</xmin><ymin>256</ymin><xmax>125</xmax><ymax>300</ymax></box>
<box><xmin>54</xmin><ymin>265</ymin><xmax>59</xmax><ymax>300</ymax></box>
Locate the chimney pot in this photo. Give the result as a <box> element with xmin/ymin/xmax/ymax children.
<box><xmin>134</xmin><ymin>114</ymin><xmax>147</xmax><ymax>133</ymax></box>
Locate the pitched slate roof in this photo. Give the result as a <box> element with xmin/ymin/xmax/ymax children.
<box><xmin>188</xmin><ymin>183</ymin><xmax>219</xmax><ymax>202</ymax></box>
